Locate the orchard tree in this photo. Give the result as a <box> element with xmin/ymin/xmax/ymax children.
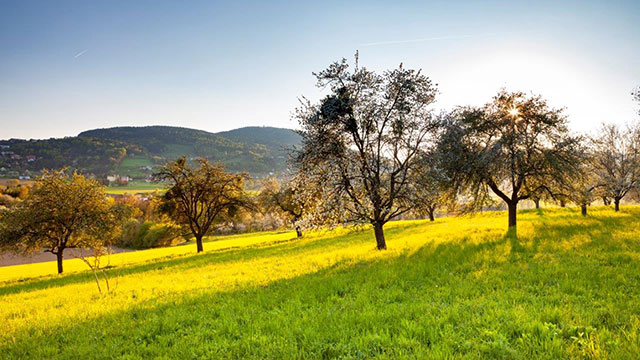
<box><xmin>259</xmin><ymin>178</ymin><xmax>308</xmax><ymax>237</ymax></box>
<box><xmin>438</xmin><ymin>90</ymin><xmax>581</xmax><ymax>228</ymax></box>
<box><xmin>590</xmin><ymin>123</ymin><xmax>640</xmax><ymax>211</ymax></box>
<box><xmin>294</xmin><ymin>54</ymin><xmax>439</xmax><ymax>249</ymax></box>
<box><xmin>531</xmin><ymin>194</ymin><xmax>542</xmax><ymax>209</ymax></box>
<box><xmin>0</xmin><ymin>170</ymin><xmax>129</xmax><ymax>274</ymax></box>
<box><xmin>566</xmin><ymin>153</ymin><xmax>600</xmax><ymax>216</ymax></box>
<box><xmin>519</xmin><ymin>176</ymin><xmax>552</xmax><ymax>209</ymax></box>
<box><xmin>155</xmin><ymin>158</ymin><xmax>251</xmax><ymax>253</ymax></box>
<box><xmin>413</xmin><ymin>151</ymin><xmax>448</xmax><ymax>221</ymax></box>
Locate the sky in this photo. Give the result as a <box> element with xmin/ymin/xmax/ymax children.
<box><xmin>1</xmin><ymin>0</ymin><xmax>639</xmax><ymax>139</ymax></box>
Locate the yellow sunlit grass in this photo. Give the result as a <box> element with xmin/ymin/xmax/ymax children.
<box><xmin>2</xmin><ymin>206</ymin><xmax>640</xmax><ymax>358</ymax></box>
<box><xmin>0</xmin><ymin>230</ymin><xmax>299</xmax><ymax>282</ymax></box>
<box><xmin>0</xmin><ymin>216</ymin><xmax>492</xmax><ymax>338</ymax></box>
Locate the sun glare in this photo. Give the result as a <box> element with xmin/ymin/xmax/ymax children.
<box><xmin>508</xmin><ymin>108</ymin><xmax>520</xmax><ymax>116</ymax></box>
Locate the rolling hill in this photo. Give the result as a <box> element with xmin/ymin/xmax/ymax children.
<box><xmin>0</xmin><ymin>126</ymin><xmax>301</xmax><ymax>179</ymax></box>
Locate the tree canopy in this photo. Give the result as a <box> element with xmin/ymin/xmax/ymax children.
<box><xmin>259</xmin><ymin>177</ymin><xmax>308</xmax><ymax>237</ymax></box>
<box><xmin>0</xmin><ymin>170</ymin><xmax>129</xmax><ymax>273</ymax></box>
<box><xmin>412</xmin><ymin>149</ymin><xmax>449</xmax><ymax>221</ymax></box>
<box><xmin>437</xmin><ymin>90</ymin><xmax>581</xmax><ymax>228</ymax></box>
<box><xmin>155</xmin><ymin>158</ymin><xmax>251</xmax><ymax>253</ymax></box>
<box><xmin>590</xmin><ymin>123</ymin><xmax>640</xmax><ymax>211</ymax></box>
<box><xmin>293</xmin><ymin>54</ymin><xmax>439</xmax><ymax>249</ymax></box>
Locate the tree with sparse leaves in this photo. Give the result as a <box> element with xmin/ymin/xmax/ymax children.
<box><xmin>155</xmin><ymin>158</ymin><xmax>251</xmax><ymax>253</ymax></box>
<box><xmin>590</xmin><ymin>123</ymin><xmax>640</xmax><ymax>211</ymax></box>
<box><xmin>563</xmin><ymin>151</ymin><xmax>601</xmax><ymax>216</ymax></box>
<box><xmin>0</xmin><ymin>170</ymin><xmax>129</xmax><ymax>274</ymax></box>
<box><xmin>437</xmin><ymin>90</ymin><xmax>581</xmax><ymax>229</ymax></box>
<box><xmin>293</xmin><ymin>54</ymin><xmax>439</xmax><ymax>250</ymax></box>
<box><xmin>413</xmin><ymin>149</ymin><xmax>449</xmax><ymax>221</ymax></box>
<box><xmin>259</xmin><ymin>177</ymin><xmax>308</xmax><ymax>237</ymax></box>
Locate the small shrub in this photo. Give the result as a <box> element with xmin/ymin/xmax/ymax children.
<box><xmin>116</xmin><ymin>220</ymin><xmax>182</xmax><ymax>249</ymax></box>
<box><xmin>142</xmin><ymin>223</ymin><xmax>182</xmax><ymax>248</ymax></box>
<box><xmin>0</xmin><ymin>194</ymin><xmax>19</xmax><ymax>208</ymax></box>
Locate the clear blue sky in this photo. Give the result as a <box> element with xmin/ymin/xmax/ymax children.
<box><xmin>1</xmin><ymin>0</ymin><xmax>639</xmax><ymax>139</ymax></box>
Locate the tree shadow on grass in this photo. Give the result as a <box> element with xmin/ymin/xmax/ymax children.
<box><xmin>5</xmin><ymin>211</ymin><xmax>639</xmax><ymax>358</ymax></box>
<box><xmin>0</xmin><ymin>234</ymin><xmax>512</xmax><ymax>359</ymax></box>
<box><xmin>502</xmin><ymin>207</ymin><xmax>640</xmax><ymax>259</ymax></box>
<box><xmin>529</xmin><ymin>209</ymin><xmax>636</xmax><ymax>251</ymax></box>
<box><xmin>0</xmin><ymin>222</ymin><xmax>429</xmax><ymax>297</ymax></box>
<box><xmin>503</xmin><ymin>227</ymin><xmax>525</xmax><ymax>256</ymax></box>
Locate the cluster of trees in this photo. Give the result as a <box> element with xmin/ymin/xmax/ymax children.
<box><xmin>0</xmin><ymin>56</ymin><xmax>638</xmax><ymax>275</ymax></box>
<box><xmin>291</xmin><ymin>56</ymin><xmax>640</xmax><ymax>249</ymax></box>
<box><xmin>0</xmin><ymin>161</ymin><xmax>256</xmax><ymax>274</ymax></box>
<box><xmin>0</xmin><ymin>158</ymin><xmax>300</xmax><ymax>275</ymax></box>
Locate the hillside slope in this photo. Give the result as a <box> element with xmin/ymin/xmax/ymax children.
<box><xmin>0</xmin><ymin>126</ymin><xmax>301</xmax><ymax>178</ymax></box>
<box><xmin>1</xmin><ymin>207</ymin><xmax>639</xmax><ymax>358</ymax></box>
<box><xmin>0</xmin><ymin>137</ymin><xmax>142</xmax><ymax>175</ymax></box>
<box><xmin>216</xmin><ymin>126</ymin><xmax>301</xmax><ymax>149</ymax></box>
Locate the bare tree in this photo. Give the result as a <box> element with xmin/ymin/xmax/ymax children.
<box><xmin>293</xmin><ymin>54</ymin><xmax>439</xmax><ymax>249</ymax></box>
<box><xmin>590</xmin><ymin>123</ymin><xmax>640</xmax><ymax>211</ymax></box>
<box><xmin>437</xmin><ymin>90</ymin><xmax>581</xmax><ymax>228</ymax></box>
<box><xmin>155</xmin><ymin>158</ymin><xmax>251</xmax><ymax>253</ymax></box>
<box><xmin>72</xmin><ymin>245</ymin><xmax>116</xmax><ymax>294</ymax></box>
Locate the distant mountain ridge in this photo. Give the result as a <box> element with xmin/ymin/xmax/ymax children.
<box><xmin>0</xmin><ymin>126</ymin><xmax>301</xmax><ymax>179</ymax></box>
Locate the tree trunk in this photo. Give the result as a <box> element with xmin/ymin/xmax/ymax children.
<box><xmin>581</xmin><ymin>204</ymin><xmax>587</xmax><ymax>216</ymax></box>
<box><xmin>195</xmin><ymin>235</ymin><xmax>204</xmax><ymax>253</ymax></box>
<box><xmin>295</xmin><ymin>226</ymin><xmax>303</xmax><ymax>238</ymax></box>
<box><xmin>508</xmin><ymin>202</ymin><xmax>517</xmax><ymax>228</ymax></box>
<box><xmin>559</xmin><ymin>200</ymin><xmax>566</xmax><ymax>207</ymax></box>
<box><xmin>614</xmin><ymin>198</ymin><xmax>620</xmax><ymax>212</ymax></box>
<box><xmin>602</xmin><ymin>197</ymin><xmax>610</xmax><ymax>206</ymax></box>
<box><xmin>428</xmin><ymin>210</ymin><xmax>435</xmax><ymax>222</ymax></box>
<box><xmin>534</xmin><ymin>199</ymin><xmax>540</xmax><ymax>209</ymax></box>
<box><xmin>373</xmin><ymin>222</ymin><xmax>386</xmax><ymax>250</ymax></box>
<box><xmin>56</xmin><ymin>251</ymin><xmax>64</xmax><ymax>274</ymax></box>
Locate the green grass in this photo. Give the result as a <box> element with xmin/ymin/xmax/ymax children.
<box><xmin>112</xmin><ymin>156</ymin><xmax>155</xmax><ymax>178</ymax></box>
<box><xmin>161</xmin><ymin>144</ymin><xmax>194</xmax><ymax>159</ymax></box>
<box><xmin>106</xmin><ymin>180</ymin><xmax>164</xmax><ymax>195</ymax></box>
<box><xmin>1</xmin><ymin>206</ymin><xmax>640</xmax><ymax>359</ymax></box>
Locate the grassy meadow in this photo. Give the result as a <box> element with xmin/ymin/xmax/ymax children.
<box><xmin>111</xmin><ymin>156</ymin><xmax>156</xmax><ymax>178</ymax></box>
<box><xmin>105</xmin><ymin>181</ymin><xmax>164</xmax><ymax>195</ymax></box>
<box><xmin>1</xmin><ymin>206</ymin><xmax>639</xmax><ymax>359</ymax></box>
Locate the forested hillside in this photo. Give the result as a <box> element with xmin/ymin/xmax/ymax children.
<box><xmin>0</xmin><ymin>137</ymin><xmax>142</xmax><ymax>176</ymax></box>
<box><xmin>0</xmin><ymin>126</ymin><xmax>300</xmax><ymax>178</ymax></box>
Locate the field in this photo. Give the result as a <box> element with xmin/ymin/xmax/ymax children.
<box><xmin>112</xmin><ymin>156</ymin><xmax>155</xmax><ymax>178</ymax></box>
<box><xmin>105</xmin><ymin>180</ymin><xmax>165</xmax><ymax>195</ymax></box>
<box><xmin>1</xmin><ymin>207</ymin><xmax>639</xmax><ymax>358</ymax></box>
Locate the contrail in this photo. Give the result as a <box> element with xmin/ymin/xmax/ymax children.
<box><xmin>74</xmin><ymin>50</ymin><xmax>87</xmax><ymax>58</ymax></box>
<box><xmin>360</xmin><ymin>34</ymin><xmax>477</xmax><ymax>47</ymax></box>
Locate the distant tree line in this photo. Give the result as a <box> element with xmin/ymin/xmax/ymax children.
<box><xmin>0</xmin><ymin>137</ymin><xmax>138</xmax><ymax>175</ymax></box>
